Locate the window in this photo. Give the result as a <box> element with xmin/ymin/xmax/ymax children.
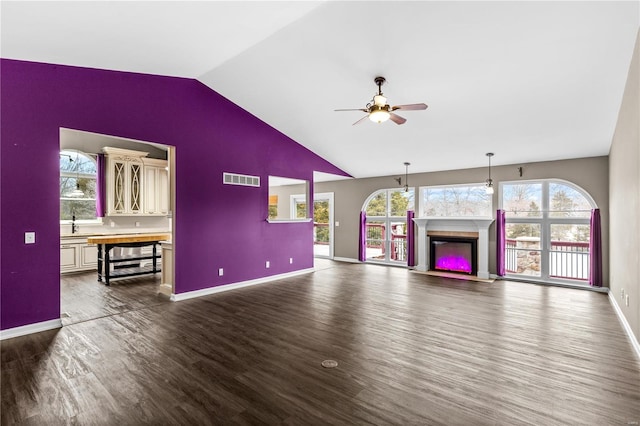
<box><xmin>363</xmin><ymin>188</ymin><xmax>414</xmax><ymax>263</ymax></box>
<box><xmin>420</xmin><ymin>184</ymin><xmax>492</xmax><ymax>217</ymax></box>
<box><xmin>501</xmin><ymin>179</ymin><xmax>595</xmax><ymax>283</ymax></box>
<box><xmin>60</xmin><ymin>150</ymin><xmax>98</xmax><ymax>221</ymax></box>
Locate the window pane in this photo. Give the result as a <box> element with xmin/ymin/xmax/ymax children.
<box><xmin>60</xmin><ymin>150</ymin><xmax>96</xmax><ymax>174</ymax></box>
<box><xmin>390</xmin><ymin>189</ymin><xmax>414</xmax><ymax>216</ymax></box>
<box><xmin>61</xmin><ymin>200</ymin><xmax>96</xmax><ymax>221</ymax></box>
<box><xmin>390</xmin><ymin>220</ymin><xmax>407</xmax><ymax>262</ymax></box>
<box><xmin>366</xmin><ymin>192</ymin><xmax>387</xmax><ymax>216</ymax></box>
<box><xmin>422</xmin><ymin>185</ymin><xmax>491</xmax><ymax>217</ymax></box>
<box><xmin>549</xmin><ymin>183</ymin><xmax>591</xmax><ymax>218</ymax></box>
<box><xmin>550</xmin><ymin>224</ymin><xmax>590</xmax><ymax>281</ymax></box>
<box><xmin>505</xmin><ymin>223</ymin><xmax>541</xmax><ymax>277</ymax></box>
<box><xmin>295</xmin><ymin>201</ymin><xmax>306</xmax><ymax>219</ymax></box>
<box><xmin>502</xmin><ymin>183</ymin><xmax>542</xmax><ymax>218</ymax></box>
<box><xmin>365</xmin><ymin>221</ymin><xmax>385</xmax><ymax>260</ymax></box>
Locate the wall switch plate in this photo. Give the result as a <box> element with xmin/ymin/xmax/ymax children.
<box><xmin>622</xmin><ymin>289</ymin><xmax>625</xmax><ymax>298</ymax></box>
<box><xmin>218</xmin><ymin>268</ymin><xmax>224</xmax><ymax>276</ymax></box>
<box><xmin>335</xmin><ymin>221</ymin><xmax>340</xmax><ymax>227</ymax></box>
<box><xmin>24</xmin><ymin>232</ymin><xmax>36</xmax><ymax>244</ymax></box>
<box><xmin>625</xmin><ymin>294</ymin><xmax>630</xmax><ymax>307</ymax></box>
<box><xmin>266</xmin><ymin>261</ymin><xmax>270</xmax><ymax>268</ymax></box>
<box><xmin>289</xmin><ymin>258</ymin><xmax>293</xmax><ymax>264</ymax></box>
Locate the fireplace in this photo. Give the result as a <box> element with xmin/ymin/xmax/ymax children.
<box><xmin>429</xmin><ymin>236</ymin><xmax>477</xmax><ymax>276</ymax></box>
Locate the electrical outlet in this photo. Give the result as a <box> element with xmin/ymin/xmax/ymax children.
<box><xmin>335</xmin><ymin>221</ymin><xmax>340</xmax><ymax>227</ymax></box>
<box><xmin>135</xmin><ymin>221</ymin><xmax>140</xmax><ymax>227</ymax></box>
<box><xmin>625</xmin><ymin>294</ymin><xmax>630</xmax><ymax>307</ymax></box>
<box><xmin>289</xmin><ymin>258</ymin><xmax>293</xmax><ymax>264</ymax></box>
<box><xmin>24</xmin><ymin>232</ymin><xmax>35</xmax><ymax>244</ymax></box>
<box><xmin>218</xmin><ymin>268</ymin><xmax>224</xmax><ymax>277</ymax></box>
<box><xmin>265</xmin><ymin>261</ymin><xmax>270</xmax><ymax>268</ymax></box>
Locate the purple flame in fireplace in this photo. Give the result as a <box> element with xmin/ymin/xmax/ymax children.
<box><xmin>433</xmin><ymin>241</ymin><xmax>473</xmax><ymax>274</ymax></box>
<box><xmin>435</xmin><ymin>256</ymin><xmax>472</xmax><ymax>273</ymax></box>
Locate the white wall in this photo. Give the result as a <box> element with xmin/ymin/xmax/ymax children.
<box><xmin>609</xmin><ymin>30</ymin><xmax>640</xmax><ymax>342</ymax></box>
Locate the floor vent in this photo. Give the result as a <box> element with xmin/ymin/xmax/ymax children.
<box><xmin>223</xmin><ymin>172</ymin><xmax>260</xmax><ymax>187</ymax></box>
<box><xmin>321</xmin><ymin>359</ymin><xmax>338</xmax><ymax>368</ymax></box>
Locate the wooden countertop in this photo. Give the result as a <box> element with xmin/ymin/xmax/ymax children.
<box><xmin>87</xmin><ymin>233</ymin><xmax>171</xmax><ymax>244</ymax></box>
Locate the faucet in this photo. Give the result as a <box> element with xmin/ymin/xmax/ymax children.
<box><xmin>71</xmin><ymin>214</ymin><xmax>77</xmax><ymax>234</ymax></box>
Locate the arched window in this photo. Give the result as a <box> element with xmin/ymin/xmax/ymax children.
<box><xmin>362</xmin><ymin>188</ymin><xmax>414</xmax><ymax>264</ymax></box>
<box><xmin>60</xmin><ymin>150</ymin><xmax>98</xmax><ymax>221</ymax></box>
<box><xmin>501</xmin><ymin>179</ymin><xmax>596</xmax><ymax>283</ymax></box>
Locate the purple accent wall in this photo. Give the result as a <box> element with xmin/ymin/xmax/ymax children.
<box><xmin>0</xmin><ymin>59</ymin><xmax>350</xmax><ymax>331</ymax></box>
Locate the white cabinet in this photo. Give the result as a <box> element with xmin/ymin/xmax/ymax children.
<box><xmin>103</xmin><ymin>147</ymin><xmax>148</xmax><ymax>216</ymax></box>
<box><xmin>61</xmin><ymin>243</ymin><xmax>80</xmax><ymax>272</ymax></box>
<box><xmin>61</xmin><ymin>238</ymin><xmax>98</xmax><ymax>274</ymax></box>
<box><xmin>142</xmin><ymin>158</ymin><xmax>169</xmax><ymax>216</ymax></box>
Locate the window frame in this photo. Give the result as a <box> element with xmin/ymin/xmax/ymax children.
<box><xmin>362</xmin><ymin>187</ymin><xmax>415</xmax><ymax>264</ymax></box>
<box><xmin>60</xmin><ymin>150</ymin><xmax>101</xmax><ymax>224</ymax></box>
<box><xmin>418</xmin><ymin>182</ymin><xmax>493</xmax><ymax>218</ymax></box>
<box><xmin>499</xmin><ymin>178</ymin><xmax>596</xmax><ymax>284</ymax></box>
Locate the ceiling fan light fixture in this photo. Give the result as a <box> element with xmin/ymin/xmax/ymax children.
<box><xmin>373</xmin><ymin>94</ymin><xmax>387</xmax><ymax>107</ymax></box>
<box><xmin>369</xmin><ymin>106</ymin><xmax>390</xmax><ymax>123</ymax></box>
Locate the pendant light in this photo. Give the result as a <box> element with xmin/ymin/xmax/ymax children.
<box><xmin>485</xmin><ymin>153</ymin><xmax>494</xmax><ymax>195</ymax></box>
<box><xmin>403</xmin><ymin>162</ymin><xmax>410</xmax><ymax>192</ymax></box>
<box><xmin>65</xmin><ymin>150</ymin><xmax>85</xmax><ymax>198</ymax></box>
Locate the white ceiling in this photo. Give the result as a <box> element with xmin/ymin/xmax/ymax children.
<box><xmin>2</xmin><ymin>1</ymin><xmax>638</xmax><ymax>180</ymax></box>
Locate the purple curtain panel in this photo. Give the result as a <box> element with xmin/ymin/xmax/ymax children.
<box><xmin>407</xmin><ymin>210</ymin><xmax>415</xmax><ymax>267</ymax></box>
<box><xmin>589</xmin><ymin>209</ymin><xmax>603</xmax><ymax>287</ymax></box>
<box><xmin>496</xmin><ymin>209</ymin><xmax>506</xmax><ymax>276</ymax></box>
<box><xmin>358</xmin><ymin>211</ymin><xmax>367</xmax><ymax>262</ymax></box>
<box><xmin>96</xmin><ymin>153</ymin><xmax>106</xmax><ymax>218</ymax></box>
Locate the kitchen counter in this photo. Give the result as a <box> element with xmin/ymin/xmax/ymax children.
<box><xmin>88</xmin><ymin>233</ymin><xmax>171</xmax><ymax>285</ymax></box>
<box><xmin>87</xmin><ymin>233</ymin><xmax>171</xmax><ymax>244</ymax></box>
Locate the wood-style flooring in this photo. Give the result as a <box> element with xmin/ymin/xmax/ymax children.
<box><xmin>59</xmin><ymin>271</ymin><xmax>169</xmax><ymax>326</ymax></box>
<box><xmin>2</xmin><ymin>260</ymin><xmax>640</xmax><ymax>425</ymax></box>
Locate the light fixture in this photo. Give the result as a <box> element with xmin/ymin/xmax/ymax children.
<box><xmin>368</xmin><ymin>78</ymin><xmax>391</xmax><ymax>123</ymax></box>
<box><xmin>403</xmin><ymin>162</ymin><xmax>410</xmax><ymax>192</ymax></box>
<box><xmin>369</xmin><ymin>106</ymin><xmax>390</xmax><ymax>123</ymax></box>
<box><xmin>485</xmin><ymin>152</ymin><xmax>494</xmax><ymax>195</ymax></box>
<box><xmin>65</xmin><ymin>150</ymin><xmax>85</xmax><ymax>198</ymax></box>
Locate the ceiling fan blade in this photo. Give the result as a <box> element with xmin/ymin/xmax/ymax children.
<box><xmin>389</xmin><ymin>113</ymin><xmax>407</xmax><ymax>125</ymax></box>
<box><xmin>352</xmin><ymin>115</ymin><xmax>370</xmax><ymax>126</ymax></box>
<box><xmin>335</xmin><ymin>108</ymin><xmax>368</xmax><ymax>112</ymax></box>
<box><xmin>392</xmin><ymin>103</ymin><xmax>428</xmax><ymax>111</ymax></box>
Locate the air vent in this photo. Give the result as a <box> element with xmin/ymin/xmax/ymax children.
<box><xmin>223</xmin><ymin>172</ymin><xmax>260</xmax><ymax>187</ymax></box>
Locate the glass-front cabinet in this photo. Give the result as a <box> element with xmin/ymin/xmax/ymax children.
<box><xmin>103</xmin><ymin>147</ymin><xmax>147</xmax><ymax>215</ymax></box>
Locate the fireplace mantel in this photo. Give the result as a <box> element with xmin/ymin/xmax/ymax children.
<box><xmin>412</xmin><ymin>217</ymin><xmax>494</xmax><ymax>279</ymax></box>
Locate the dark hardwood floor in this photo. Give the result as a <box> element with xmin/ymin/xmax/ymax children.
<box><xmin>59</xmin><ymin>271</ymin><xmax>169</xmax><ymax>326</ymax></box>
<box><xmin>2</xmin><ymin>260</ymin><xmax>640</xmax><ymax>425</ymax></box>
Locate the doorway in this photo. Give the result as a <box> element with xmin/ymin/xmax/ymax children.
<box><xmin>313</xmin><ymin>192</ymin><xmax>334</xmax><ymax>258</ymax></box>
<box><xmin>59</xmin><ymin>128</ymin><xmax>176</xmax><ymax>325</ymax></box>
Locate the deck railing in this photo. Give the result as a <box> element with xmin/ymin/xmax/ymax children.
<box><xmin>505</xmin><ymin>238</ymin><xmax>589</xmax><ymax>281</ymax></box>
<box><xmin>364</xmin><ymin>223</ymin><xmax>407</xmax><ymax>262</ymax></box>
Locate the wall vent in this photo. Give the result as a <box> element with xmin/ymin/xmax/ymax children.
<box><xmin>223</xmin><ymin>172</ymin><xmax>260</xmax><ymax>187</ymax></box>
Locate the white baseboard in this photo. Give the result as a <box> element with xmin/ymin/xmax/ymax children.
<box><xmin>171</xmin><ymin>268</ymin><xmax>315</xmax><ymax>302</ymax></box>
<box><xmin>332</xmin><ymin>257</ymin><xmax>361</xmax><ymax>263</ymax></box>
<box><xmin>608</xmin><ymin>291</ymin><xmax>640</xmax><ymax>360</ymax></box>
<box><xmin>0</xmin><ymin>318</ymin><xmax>62</xmax><ymax>341</ymax></box>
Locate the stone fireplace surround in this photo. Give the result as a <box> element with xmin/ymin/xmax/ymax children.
<box><xmin>412</xmin><ymin>218</ymin><xmax>494</xmax><ymax>279</ymax></box>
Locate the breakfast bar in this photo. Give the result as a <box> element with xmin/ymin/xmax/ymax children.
<box><xmin>87</xmin><ymin>233</ymin><xmax>171</xmax><ymax>285</ymax></box>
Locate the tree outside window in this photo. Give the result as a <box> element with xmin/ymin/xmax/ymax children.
<box><xmin>60</xmin><ymin>150</ymin><xmax>97</xmax><ymax>221</ymax></box>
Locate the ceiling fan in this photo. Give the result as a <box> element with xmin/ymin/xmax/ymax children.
<box><xmin>335</xmin><ymin>76</ymin><xmax>428</xmax><ymax>125</ymax></box>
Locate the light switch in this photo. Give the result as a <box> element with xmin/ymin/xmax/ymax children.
<box><xmin>25</xmin><ymin>232</ymin><xmax>36</xmax><ymax>244</ymax></box>
<box><xmin>335</xmin><ymin>221</ymin><xmax>340</xmax><ymax>227</ymax></box>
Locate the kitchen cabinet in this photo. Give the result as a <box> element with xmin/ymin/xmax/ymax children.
<box><xmin>61</xmin><ymin>238</ymin><xmax>98</xmax><ymax>273</ymax></box>
<box><xmin>143</xmin><ymin>158</ymin><xmax>169</xmax><ymax>216</ymax></box>
<box><xmin>103</xmin><ymin>147</ymin><xmax>148</xmax><ymax>215</ymax></box>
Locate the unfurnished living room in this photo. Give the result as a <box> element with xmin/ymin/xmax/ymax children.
<box><xmin>1</xmin><ymin>1</ymin><xmax>639</xmax><ymax>425</ymax></box>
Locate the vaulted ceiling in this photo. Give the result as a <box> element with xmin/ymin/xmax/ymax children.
<box><xmin>2</xmin><ymin>1</ymin><xmax>638</xmax><ymax>180</ymax></box>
